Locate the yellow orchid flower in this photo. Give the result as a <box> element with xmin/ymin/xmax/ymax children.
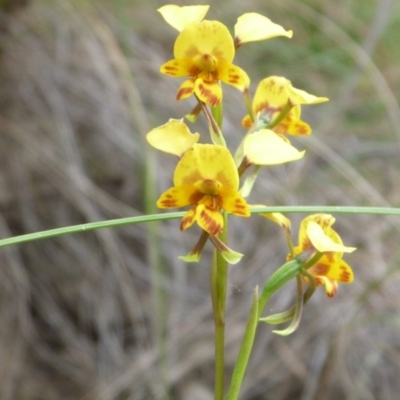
<box><xmin>159</xmin><ymin>7</ymin><xmax>292</xmax><ymax>106</ymax></box>
<box><xmin>293</xmin><ymin>214</ymin><xmax>356</xmax><ymax>297</ymax></box>
<box><xmin>160</xmin><ymin>19</ymin><xmax>249</xmax><ymax>106</ymax></box>
<box><xmin>146</xmin><ymin>119</ymin><xmax>199</xmax><ymax>157</ymax></box>
<box><xmin>157</xmin><ymin>144</ymin><xmax>250</xmax><ymax>235</ymax></box>
<box><xmin>243</xmin><ymin>76</ymin><xmax>329</xmax><ymax>138</ymax></box>
<box><xmin>243</xmin><ymin>105</ymin><xmax>311</xmax><ymax>138</ymax></box>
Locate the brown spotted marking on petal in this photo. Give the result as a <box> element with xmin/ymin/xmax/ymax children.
<box><xmin>231</xmin><ymin>198</ymin><xmax>249</xmax><ymax>216</ymax></box>
<box><xmin>294</xmin><ymin>123</ymin><xmax>310</xmax><ymax>135</ymax></box>
<box><xmin>326</xmin><ymin>282</ymin><xmax>338</xmax><ymax>297</ymax></box>
<box><xmin>315</xmin><ymin>215</ymin><xmax>334</xmax><ymax>229</ymax></box>
<box><xmin>200</xmin><ymin>208</ymin><xmax>222</xmax><ymax>236</ymax></box>
<box><xmin>266</xmin><ymin>80</ymin><xmax>275</xmax><ymax>90</ymax></box>
<box><xmin>324</xmin><ymin>252</ymin><xmax>335</xmax><ymax>263</ymax></box>
<box><xmin>312</xmin><ymin>263</ymin><xmax>330</xmax><ymax>276</ymax></box>
<box><xmin>314</xmin><ymin>276</ymin><xmax>324</xmax><ymax>287</ymax></box>
<box><xmin>159</xmin><ymin>199</ymin><xmax>178</xmax><ymax>207</ymax></box>
<box><xmin>301</xmin><ymin>237</ymin><xmax>313</xmax><ymax>251</ymax></box>
<box><xmin>312</xmin><ymin>215</ymin><xmax>324</xmax><ymax>225</ymax></box>
<box><xmin>255</xmin><ymin>101</ymin><xmax>270</xmax><ymax>113</ymax></box>
<box><xmin>285</xmin><ymin>114</ymin><xmax>294</xmax><ymax>122</ymax></box>
<box><xmin>177</xmin><ymin>86</ymin><xmax>194</xmax><ymax>100</ymax></box>
<box><xmin>180</xmin><ymin>213</ymin><xmax>195</xmax><ymax>231</ymax></box>
<box><xmin>274</xmin><ymin>122</ymin><xmax>288</xmax><ymax>134</ymax></box>
<box><xmin>159</xmin><ymin>193</ymin><xmax>178</xmax><ymax>208</ymax></box>
<box><xmin>189</xmin><ymin>65</ymin><xmax>202</xmax><ymax>77</ymax></box>
<box><xmin>196</xmin><ymin>82</ymin><xmax>220</xmax><ymax>106</ymax></box>
<box><xmin>189</xmin><ymin>191</ymin><xmax>204</xmax><ymax>205</ymax></box>
<box><xmin>228</xmin><ymin>69</ymin><xmax>240</xmax><ymax>85</ymax></box>
<box><xmin>339</xmin><ymin>265</ymin><xmax>352</xmax><ymax>283</ymax></box>
<box><xmin>256</xmin><ymin>101</ymin><xmax>280</xmax><ymax>118</ymax></box>
<box><xmin>163</xmin><ymin>63</ymin><xmax>179</xmax><ymax>76</ymax></box>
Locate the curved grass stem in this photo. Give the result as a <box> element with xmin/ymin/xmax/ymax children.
<box><xmin>1</xmin><ymin>206</ymin><xmax>400</xmax><ymax>249</ymax></box>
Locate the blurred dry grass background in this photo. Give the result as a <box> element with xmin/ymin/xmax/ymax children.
<box><xmin>0</xmin><ymin>0</ymin><xmax>400</xmax><ymax>399</ymax></box>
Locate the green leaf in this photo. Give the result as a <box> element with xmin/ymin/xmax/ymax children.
<box><xmin>260</xmin><ymin>306</ymin><xmax>295</xmax><ymax>325</ymax></box>
<box><xmin>272</xmin><ymin>276</ymin><xmax>304</xmax><ymax>336</ymax></box>
<box><xmin>262</xmin><ymin>259</ymin><xmax>302</xmax><ymax>298</ymax></box>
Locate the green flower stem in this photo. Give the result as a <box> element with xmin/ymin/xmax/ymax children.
<box><xmin>224</xmin><ymin>259</ymin><xmax>300</xmax><ymax>400</ymax></box>
<box><xmin>199</xmin><ymin>99</ymin><xmax>226</xmax><ymax>147</ymax></box>
<box><xmin>282</xmin><ymin>224</ymin><xmax>295</xmax><ymax>258</ymax></box>
<box><xmin>267</xmin><ymin>101</ymin><xmax>292</xmax><ymax>130</ymax></box>
<box><xmin>210</xmin><ymin>250</ymin><xmax>223</xmax><ymax>400</ymax></box>
<box><xmin>301</xmin><ymin>269</ymin><xmax>317</xmax><ymax>298</ymax></box>
<box><xmin>243</xmin><ymin>88</ymin><xmax>255</xmax><ymax>122</ymax></box>
<box><xmin>211</xmin><ymin>212</ymin><xmax>229</xmax><ymax>400</ymax></box>
<box><xmin>216</xmin><ymin>213</ymin><xmax>229</xmax><ymax>317</ymax></box>
<box><xmin>233</xmin><ymin>114</ymin><xmax>260</xmax><ymax>169</ymax></box>
<box><xmin>211</xmin><ymin>102</ymin><xmax>224</xmax><ymax>131</ymax></box>
<box><xmin>239</xmin><ymin>165</ymin><xmax>262</xmax><ymax>197</ymax></box>
<box><xmin>1</xmin><ymin>206</ymin><xmax>400</xmax><ymax>250</ymax></box>
<box><xmin>226</xmin><ymin>287</ymin><xmax>259</xmax><ymax>400</ymax></box>
<box><xmin>226</xmin><ymin>259</ymin><xmax>304</xmax><ymax>398</ymax></box>
<box><xmin>301</xmin><ymin>251</ymin><xmax>324</xmax><ymax>270</ymax></box>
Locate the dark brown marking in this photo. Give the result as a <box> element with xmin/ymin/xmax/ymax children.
<box><xmin>197</xmin><ymin>83</ymin><xmax>219</xmax><ymax>106</ymax></box>
<box><xmin>200</xmin><ymin>209</ymin><xmax>222</xmax><ymax>235</ymax></box>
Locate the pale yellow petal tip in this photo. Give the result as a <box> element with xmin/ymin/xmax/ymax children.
<box><xmin>178</xmin><ymin>252</ymin><xmax>201</xmax><ymax>263</ymax></box>
<box><xmin>146</xmin><ymin>119</ymin><xmax>199</xmax><ymax>156</ymax></box>
<box><xmin>261</xmin><ymin>212</ymin><xmax>291</xmax><ymax>229</ymax></box>
<box><xmin>272</xmin><ymin>329</ymin><xmax>296</xmax><ymax>336</ymax></box>
<box><xmin>235</xmin><ymin>13</ymin><xmax>293</xmax><ymax>44</ymax></box>
<box><xmin>307</xmin><ymin>221</ymin><xmax>356</xmax><ymax>253</ymax></box>
<box><xmin>185</xmin><ymin>111</ymin><xmax>200</xmax><ymax>123</ymax></box>
<box><xmin>158</xmin><ymin>5</ymin><xmax>209</xmax><ymax>31</ymax></box>
<box><xmin>247</xmin><ymin>204</ymin><xmax>291</xmax><ymax>229</ymax></box>
<box><xmin>244</xmin><ymin>130</ymin><xmax>305</xmax><ymax>165</ymax></box>
<box><xmin>289</xmin><ymin>86</ymin><xmax>329</xmax><ymax>105</ymax></box>
<box><xmin>219</xmin><ymin>250</ymin><xmax>244</xmax><ymax>265</ymax></box>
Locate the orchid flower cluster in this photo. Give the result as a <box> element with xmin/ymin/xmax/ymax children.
<box><xmin>148</xmin><ymin>4</ymin><xmax>355</xmax><ymax>301</ymax></box>
<box><xmin>146</xmin><ymin>4</ymin><xmax>355</xmax><ymax>397</ymax></box>
<box><xmin>144</xmin><ymin>10</ymin><xmax>358</xmax><ymax>395</ymax></box>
